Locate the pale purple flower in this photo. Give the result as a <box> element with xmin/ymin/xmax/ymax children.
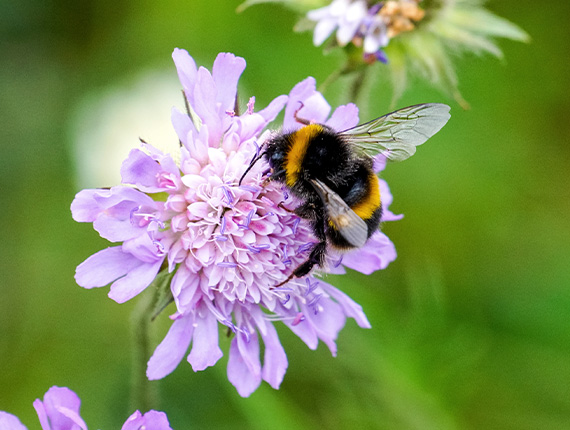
<box><xmin>122</xmin><ymin>410</ymin><xmax>173</xmax><ymax>430</ymax></box>
<box><xmin>0</xmin><ymin>412</ymin><xmax>27</xmax><ymax>430</ymax></box>
<box><xmin>72</xmin><ymin>49</ymin><xmax>401</xmax><ymax>397</ymax></box>
<box><xmin>307</xmin><ymin>0</ymin><xmax>391</xmax><ymax>62</ymax></box>
<box><xmin>361</xmin><ymin>5</ymin><xmax>389</xmax><ymax>61</ymax></box>
<box><xmin>307</xmin><ymin>0</ymin><xmax>368</xmax><ymax>47</ymax></box>
<box><xmin>33</xmin><ymin>386</ymin><xmax>87</xmax><ymax>430</ymax></box>
<box><xmin>307</xmin><ymin>0</ymin><xmax>426</xmax><ymax>63</ymax></box>
<box><xmin>1</xmin><ymin>386</ymin><xmax>173</xmax><ymax>430</ymax></box>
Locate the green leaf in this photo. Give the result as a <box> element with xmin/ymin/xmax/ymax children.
<box><xmin>237</xmin><ymin>0</ymin><xmax>324</xmax><ymax>14</ymax></box>
<box><xmin>452</xmin><ymin>8</ymin><xmax>530</xmax><ymax>42</ymax></box>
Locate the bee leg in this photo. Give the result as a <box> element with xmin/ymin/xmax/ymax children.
<box><xmin>293</xmin><ymin>201</ymin><xmax>320</xmax><ymax>220</ymax></box>
<box><xmin>278</xmin><ymin>202</ymin><xmax>296</xmax><ymax>214</ymax></box>
<box><xmin>272</xmin><ymin>200</ymin><xmax>327</xmax><ymax>289</ymax></box>
<box><xmin>293</xmin><ymin>241</ymin><xmax>327</xmax><ymax>277</ymax></box>
<box><xmin>272</xmin><ymin>241</ymin><xmax>327</xmax><ymax>289</ymax></box>
<box><xmin>261</xmin><ymin>175</ymin><xmax>273</xmax><ymax>187</ymax></box>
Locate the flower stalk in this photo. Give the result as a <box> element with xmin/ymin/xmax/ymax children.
<box><xmin>130</xmin><ymin>283</ymin><xmax>160</xmax><ymax>411</ymax></box>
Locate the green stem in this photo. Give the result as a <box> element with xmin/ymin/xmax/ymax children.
<box><xmin>317</xmin><ymin>68</ymin><xmax>342</xmax><ymax>95</ymax></box>
<box><xmin>129</xmin><ymin>288</ymin><xmax>159</xmax><ymax>411</ymax></box>
<box><xmin>348</xmin><ymin>67</ymin><xmax>368</xmax><ymax>104</ymax></box>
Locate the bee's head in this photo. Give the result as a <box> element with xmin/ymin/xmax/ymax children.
<box><xmin>264</xmin><ymin>136</ymin><xmax>288</xmax><ymax>169</ymax></box>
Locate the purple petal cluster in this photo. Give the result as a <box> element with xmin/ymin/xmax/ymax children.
<box><xmin>71</xmin><ymin>48</ymin><xmax>400</xmax><ymax>397</ymax></box>
<box><xmin>0</xmin><ymin>386</ymin><xmax>172</xmax><ymax>430</ymax></box>
<box><xmin>307</xmin><ymin>0</ymin><xmax>425</xmax><ymax>63</ymax></box>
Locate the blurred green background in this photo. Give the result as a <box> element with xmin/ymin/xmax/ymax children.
<box><xmin>1</xmin><ymin>1</ymin><xmax>569</xmax><ymax>429</ymax></box>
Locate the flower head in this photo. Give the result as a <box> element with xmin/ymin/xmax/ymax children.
<box><xmin>240</xmin><ymin>0</ymin><xmax>529</xmax><ymax>106</ymax></box>
<box><xmin>0</xmin><ymin>386</ymin><xmax>172</xmax><ymax>430</ymax></box>
<box><xmin>72</xmin><ymin>49</ymin><xmax>400</xmax><ymax>396</ymax></box>
<box><xmin>308</xmin><ymin>0</ymin><xmax>425</xmax><ymax>63</ymax></box>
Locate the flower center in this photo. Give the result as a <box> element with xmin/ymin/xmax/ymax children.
<box><xmin>379</xmin><ymin>0</ymin><xmax>425</xmax><ymax>38</ymax></box>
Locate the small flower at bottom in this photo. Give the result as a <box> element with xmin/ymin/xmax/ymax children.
<box><xmin>33</xmin><ymin>386</ymin><xmax>88</xmax><ymax>430</ymax></box>
<box><xmin>72</xmin><ymin>49</ymin><xmax>401</xmax><ymax>397</ymax></box>
<box><xmin>121</xmin><ymin>410</ymin><xmax>172</xmax><ymax>430</ymax></box>
<box><xmin>0</xmin><ymin>412</ymin><xmax>27</xmax><ymax>430</ymax></box>
<box><xmin>0</xmin><ymin>386</ymin><xmax>173</xmax><ymax>430</ymax></box>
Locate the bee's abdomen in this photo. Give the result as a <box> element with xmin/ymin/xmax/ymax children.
<box><xmin>349</xmin><ymin>172</ymin><xmax>381</xmax><ymax>222</ymax></box>
<box><xmin>329</xmin><ymin>167</ymin><xmax>383</xmax><ymax>249</ymax></box>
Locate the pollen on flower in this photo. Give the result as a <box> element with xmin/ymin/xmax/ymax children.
<box><xmin>247</xmin><ymin>97</ymin><xmax>256</xmax><ymax>115</ymax></box>
<box><xmin>380</xmin><ymin>0</ymin><xmax>425</xmax><ymax>38</ymax></box>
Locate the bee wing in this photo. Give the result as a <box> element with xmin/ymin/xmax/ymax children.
<box><xmin>310</xmin><ymin>179</ymin><xmax>368</xmax><ymax>248</ymax></box>
<box><xmin>340</xmin><ymin>103</ymin><xmax>451</xmax><ymax>161</ymax></box>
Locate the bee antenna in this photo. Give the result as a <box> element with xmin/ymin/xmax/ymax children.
<box><xmin>294</xmin><ymin>101</ymin><xmax>311</xmax><ymax>125</ymax></box>
<box><xmin>238</xmin><ymin>151</ymin><xmax>266</xmax><ymax>186</ymax></box>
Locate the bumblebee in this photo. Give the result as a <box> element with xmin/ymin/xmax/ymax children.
<box><xmin>240</xmin><ymin>103</ymin><xmax>450</xmax><ymax>286</ymax></box>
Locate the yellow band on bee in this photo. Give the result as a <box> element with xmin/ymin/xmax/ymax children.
<box><xmin>351</xmin><ymin>173</ymin><xmax>381</xmax><ymax>220</ymax></box>
<box><xmin>285</xmin><ymin>124</ymin><xmax>323</xmax><ymax>188</ymax></box>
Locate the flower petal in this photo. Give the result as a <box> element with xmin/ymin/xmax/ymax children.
<box><xmin>121</xmin><ymin>232</ymin><xmax>164</xmax><ymax>264</ymax></box>
<box><xmin>75</xmin><ymin>246</ymin><xmax>143</xmax><ymax>289</ymax></box>
<box><xmin>171</xmin><ymin>106</ymin><xmax>197</xmax><ymax>149</ymax></box>
<box><xmin>313</xmin><ymin>18</ymin><xmax>338</xmax><ymax>46</ymax></box>
<box><xmin>320</xmin><ymin>281</ymin><xmax>371</xmax><ymax>328</ymax></box>
<box><xmin>70</xmin><ymin>189</ymin><xmax>111</xmax><ymax>222</ymax></box>
<box><xmin>194</xmin><ymin>67</ymin><xmax>223</xmax><ymax>146</ymax></box>
<box><xmin>121</xmin><ymin>411</ymin><xmax>143</xmax><ymax>430</ymax></box>
<box><xmin>336</xmin><ymin>0</ymin><xmax>366</xmax><ymax>45</ymax></box>
<box><xmin>284</xmin><ymin>311</ymin><xmax>319</xmax><ymax>350</ymax></box>
<box><xmin>120</xmin><ymin>149</ymin><xmax>164</xmax><ymax>192</ymax></box>
<box><xmin>212</xmin><ymin>53</ymin><xmax>246</xmax><ymax>113</ymax></box>
<box><xmin>72</xmin><ymin>186</ymin><xmax>157</xmax><ymax>242</ymax></box>
<box><xmin>187</xmin><ymin>305</ymin><xmax>223</xmax><ymax>371</ymax></box>
<box><xmin>227</xmin><ymin>332</ymin><xmax>261</xmax><ymax>397</ymax></box>
<box><xmin>147</xmin><ymin>314</ymin><xmax>194</xmax><ymax>380</ymax></box>
<box><xmin>108</xmin><ymin>258</ymin><xmax>163</xmax><ymax>303</ymax></box>
<box><xmin>172</xmin><ymin>48</ymin><xmax>197</xmax><ymax>104</ymax></box>
<box><xmin>260</xmin><ymin>322</ymin><xmax>288</xmax><ymax>389</ymax></box>
<box><xmin>122</xmin><ymin>410</ymin><xmax>173</xmax><ymax>430</ymax></box>
<box><xmin>342</xmin><ymin>231</ymin><xmax>396</xmax><ymax>274</ymax></box>
<box><xmin>34</xmin><ymin>386</ymin><xmax>87</xmax><ymax>430</ymax></box>
<box><xmin>303</xmin><ymin>296</ymin><xmax>346</xmax><ymax>356</ymax></box>
<box><xmin>0</xmin><ymin>412</ymin><xmax>28</xmax><ymax>430</ymax></box>
<box><xmin>379</xmin><ymin>178</ymin><xmax>403</xmax><ymax>222</ymax></box>
<box><xmin>258</xmin><ymin>95</ymin><xmax>288</xmax><ymax>124</ymax></box>
<box><xmin>33</xmin><ymin>399</ymin><xmax>49</xmax><ymax>430</ymax></box>
<box><xmin>325</xmin><ymin>103</ymin><xmax>359</xmax><ymax>131</ymax></box>
<box><xmin>283</xmin><ymin>77</ymin><xmax>330</xmax><ymax>130</ymax></box>
<box><xmin>171</xmin><ymin>266</ymin><xmax>201</xmax><ymax>313</ymax></box>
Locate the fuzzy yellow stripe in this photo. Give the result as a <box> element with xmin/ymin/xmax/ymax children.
<box><xmin>351</xmin><ymin>173</ymin><xmax>381</xmax><ymax>220</ymax></box>
<box><xmin>285</xmin><ymin>124</ymin><xmax>323</xmax><ymax>188</ymax></box>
